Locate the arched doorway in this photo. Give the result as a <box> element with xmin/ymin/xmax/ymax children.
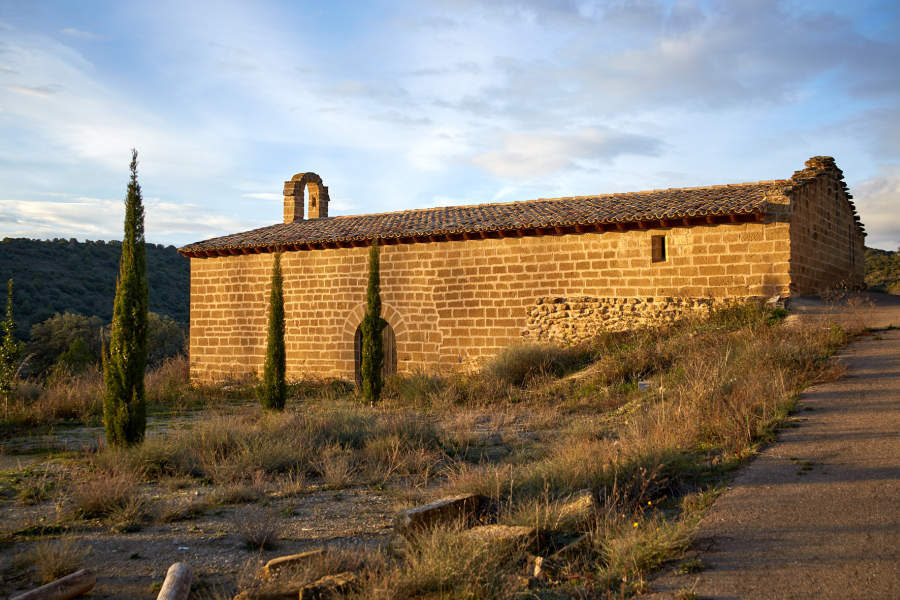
<box><xmin>354</xmin><ymin>322</ymin><xmax>397</xmax><ymax>386</ymax></box>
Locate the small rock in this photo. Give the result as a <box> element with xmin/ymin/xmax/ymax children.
<box><xmin>462</xmin><ymin>525</ymin><xmax>537</xmax><ymax>553</ymax></box>
<box><xmin>299</xmin><ymin>571</ymin><xmax>358</xmax><ymax>600</ymax></box>
<box><xmin>555</xmin><ymin>489</ymin><xmax>598</xmax><ymax>531</ymax></box>
<box><xmin>394</xmin><ymin>494</ymin><xmax>488</xmax><ymax>539</ymax></box>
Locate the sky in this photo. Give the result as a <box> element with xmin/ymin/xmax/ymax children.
<box><xmin>0</xmin><ymin>0</ymin><xmax>898</xmax><ymax>250</ymax></box>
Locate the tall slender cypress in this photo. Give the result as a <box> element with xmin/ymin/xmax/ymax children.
<box><xmin>103</xmin><ymin>149</ymin><xmax>148</xmax><ymax>446</ymax></box>
<box><xmin>260</xmin><ymin>251</ymin><xmax>286</xmax><ymax>410</ymax></box>
<box><xmin>1</xmin><ymin>279</ymin><xmax>22</xmax><ymax>418</ymax></box>
<box><xmin>360</xmin><ymin>241</ymin><xmax>385</xmax><ymax>405</ymax></box>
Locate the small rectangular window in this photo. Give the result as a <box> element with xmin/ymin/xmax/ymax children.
<box><xmin>651</xmin><ymin>235</ymin><xmax>666</xmax><ymax>263</ymax></box>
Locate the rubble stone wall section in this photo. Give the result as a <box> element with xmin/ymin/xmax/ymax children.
<box><xmin>523</xmin><ymin>296</ymin><xmax>761</xmax><ymax>345</ymax></box>
<box><xmin>189</xmin><ymin>220</ymin><xmax>791</xmax><ymax>383</ymax></box>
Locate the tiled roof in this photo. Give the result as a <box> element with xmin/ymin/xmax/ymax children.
<box><xmin>179</xmin><ymin>180</ymin><xmax>784</xmax><ymax>256</ymax></box>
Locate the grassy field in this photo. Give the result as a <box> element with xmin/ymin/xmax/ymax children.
<box><xmin>0</xmin><ymin>303</ymin><xmax>853</xmax><ymax>598</ymax></box>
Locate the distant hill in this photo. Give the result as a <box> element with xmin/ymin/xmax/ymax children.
<box><xmin>0</xmin><ymin>237</ymin><xmax>189</xmax><ymax>337</ymax></box>
<box><xmin>865</xmin><ymin>247</ymin><xmax>900</xmax><ymax>294</ymax></box>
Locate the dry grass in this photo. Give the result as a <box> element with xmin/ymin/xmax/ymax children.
<box><xmin>232</xmin><ymin>506</ymin><xmax>279</xmax><ymax>550</ymax></box>
<box><xmin>16</xmin><ymin>469</ymin><xmax>57</xmax><ymax>506</ymax></box>
<box><xmin>20</xmin><ymin>537</ymin><xmax>90</xmax><ymax>584</ymax></box>
<box><xmin>1</xmin><ymin>302</ymin><xmax>859</xmax><ymax>599</ymax></box>
<box><xmin>145</xmin><ymin>354</ymin><xmax>192</xmax><ymax>407</ymax></box>
<box><xmin>236</xmin><ymin>547</ymin><xmax>374</xmax><ymax>598</ymax></box>
<box><xmin>158</xmin><ymin>496</ymin><xmax>210</xmax><ymax>522</ymax></box>
<box><xmin>9</xmin><ymin>366</ymin><xmax>104</xmax><ymax>425</ymax></box>
<box><xmin>355</xmin><ymin>525</ymin><xmax>526</xmax><ymax>600</ymax></box>
<box><xmin>2</xmin><ymin>355</ymin><xmax>206</xmax><ymax>427</ymax></box>
<box><xmin>68</xmin><ymin>469</ymin><xmax>142</xmax><ymax>522</ymax></box>
<box><xmin>100</xmin><ymin>404</ymin><xmax>450</xmax><ymax>492</ymax></box>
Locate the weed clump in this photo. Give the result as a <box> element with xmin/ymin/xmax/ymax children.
<box><xmin>485</xmin><ymin>343</ymin><xmax>592</xmax><ymax>387</ymax></box>
<box><xmin>20</xmin><ymin>537</ymin><xmax>89</xmax><ymax>584</ymax></box>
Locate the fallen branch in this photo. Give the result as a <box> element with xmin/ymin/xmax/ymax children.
<box><xmin>10</xmin><ymin>569</ymin><xmax>95</xmax><ymax>600</ymax></box>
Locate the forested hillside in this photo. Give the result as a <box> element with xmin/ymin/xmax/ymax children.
<box><xmin>865</xmin><ymin>247</ymin><xmax>900</xmax><ymax>294</ymax></box>
<box><xmin>0</xmin><ymin>237</ymin><xmax>189</xmax><ymax>336</ymax></box>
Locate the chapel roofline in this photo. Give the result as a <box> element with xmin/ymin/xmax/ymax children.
<box><xmin>178</xmin><ymin>157</ymin><xmax>863</xmax><ymax>258</ymax></box>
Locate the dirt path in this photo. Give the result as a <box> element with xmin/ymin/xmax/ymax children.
<box><xmin>646</xmin><ymin>302</ymin><xmax>900</xmax><ymax>599</ymax></box>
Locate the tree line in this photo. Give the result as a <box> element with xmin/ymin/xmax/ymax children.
<box><xmin>865</xmin><ymin>247</ymin><xmax>900</xmax><ymax>294</ymax></box>
<box><xmin>0</xmin><ymin>236</ymin><xmax>188</xmax><ymax>337</ymax></box>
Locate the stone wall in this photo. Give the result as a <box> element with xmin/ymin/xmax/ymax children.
<box><xmin>187</xmin><ymin>159</ymin><xmax>867</xmax><ymax>383</ymax></box>
<box><xmin>523</xmin><ymin>296</ymin><xmax>759</xmax><ymax>344</ymax></box>
<box><xmin>786</xmin><ymin>158</ymin><xmax>866</xmax><ymax>294</ymax></box>
<box><xmin>189</xmin><ymin>220</ymin><xmax>792</xmax><ymax>382</ymax></box>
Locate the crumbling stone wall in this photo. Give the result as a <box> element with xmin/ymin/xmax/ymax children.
<box><xmin>785</xmin><ymin>157</ymin><xmax>866</xmax><ymax>294</ymax></box>
<box><xmin>524</xmin><ymin>296</ymin><xmax>758</xmax><ymax>344</ymax></box>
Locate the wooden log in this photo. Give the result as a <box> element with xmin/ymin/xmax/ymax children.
<box><xmin>156</xmin><ymin>562</ymin><xmax>192</xmax><ymax>600</ymax></box>
<box><xmin>10</xmin><ymin>569</ymin><xmax>96</xmax><ymax>600</ymax></box>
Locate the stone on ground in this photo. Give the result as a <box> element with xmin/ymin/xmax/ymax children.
<box><xmin>394</xmin><ymin>494</ymin><xmax>488</xmax><ymax>539</ymax></box>
<box><xmin>462</xmin><ymin>524</ymin><xmax>537</xmax><ymax>553</ymax></box>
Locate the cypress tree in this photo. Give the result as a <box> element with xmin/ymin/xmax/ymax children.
<box><xmin>1</xmin><ymin>279</ymin><xmax>22</xmax><ymax>418</ymax></box>
<box><xmin>260</xmin><ymin>251</ymin><xmax>286</xmax><ymax>410</ymax></box>
<box><xmin>360</xmin><ymin>241</ymin><xmax>385</xmax><ymax>405</ymax></box>
<box><xmin>103</xmin><ymin>149</ymin><xmax>148</xmax><ymax>446</ymax></box>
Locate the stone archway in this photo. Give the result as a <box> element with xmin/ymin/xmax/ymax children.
<box><xmin>340</xmin><ymin>302</ymin><xmax>406</xmax><ymax>380</ymax></box>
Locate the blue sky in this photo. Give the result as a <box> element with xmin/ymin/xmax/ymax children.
<box><xmin>0</xmin><ymin>0</ymin><xmax>898</xmax><ymax>249</ymax></box>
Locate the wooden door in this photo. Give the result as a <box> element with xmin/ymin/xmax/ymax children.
<box><xmin>354</xmin><ymin>322</ymin><xmax>397</xmax><ymax>386</ymax></box>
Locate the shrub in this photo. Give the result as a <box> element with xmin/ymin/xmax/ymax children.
<box><xmin>1</xmin><ymin>278</ymin><xmax>22</xmax><ymax>416</ymax></box>
<box><xmin>485</xmin><ymin>343</ymin><xmax>591</xmax><ymax>387</ymax></box>
<box><xmin>26</xmin><ymin>312</ymin><xmax>103</xmax><ymax>378</ymax></box>
<box><xmin>259</xmin><ymin>251</ymin><xmax>286</xmax><ymax>410</ymax></box>
<box><xmin>159</xmin><ymin>497</ymin><xmax>210</xmax><ymax>522</ymax></box>
<box><xmin>23</xmin><ymin>537</ymin><xmax>90</xmax><ymax>584</ymax></box>
<box><xmin>233</xmin><ymin>506</ymin><xmax>279</xmax><ymax>550</ymax></box>
<box><xmin>32</xmin><ymin>365</ymin><xmax>104</xmax><ymax>423</ymax></box>
<box><xmin>360</xmin><ymin>242</ymin><xmax>385</xmax><ymax>404</ymax></box>
<box><xmin>69</xmin><ymin>470</ymin><xmax>138</xmax><ymax>519</ymax></box>
<box><xmin>147</xmin><ymin>312</ymin><xmax>186</xmax><ymax>366</ymax></box>
<box><xmin>145</xmin><ymin>354</ymin><xmax>191</xmax><ymax>407</ymax></box>
<box><xmin>103</xmin><ymin>149</ymin><xmax>148</xmax><ymax>447</ymax></box>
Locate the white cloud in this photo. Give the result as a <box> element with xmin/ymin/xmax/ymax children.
<box><xmin>471</xmin><ymin>129</ymin><xmax>661</xmax><ymax>178</ymax></box>
<box><xmin>60</xmin><ymin>28</ymin><xmax>102</xmax><ymax>40</ymax></box>
<box><xmin>853</xmin><ymin>167</ymin><xmax>900</xmax><ymax>250</ymax></box>
<box><xmin>242</xmin><ymin>192</ymin><xmax>281</xmax><ymax>201</ymax></box>
<box><xmin>0</xmin><ymin>29</ymin><xmax>236</xmax><ymax>180</ymax></box>
<box><xmin>0</xmin><ymin>196</ymin><xmax>259</xmax><ymax>246</ymax></box>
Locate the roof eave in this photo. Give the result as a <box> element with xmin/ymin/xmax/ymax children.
<box><xmin>177</xmin><ymin>210</ymin><xmax>768</xmax><ymax>258</ymax></box>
